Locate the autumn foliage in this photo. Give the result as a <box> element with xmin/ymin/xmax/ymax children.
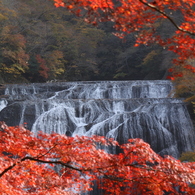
<box><xmin>36</xmin><ymin>54</ymin><xmax>49</xmax><ymax>79</ymax></box>
<box><xmin>53</xmin><ymin>0</ymin><xmax>195</xmax><ymax>80</ymax></box>
<box><xmin>0</xmin><ymin>122</ymin><xmax>195</xmax><ymax>194</ymax></box>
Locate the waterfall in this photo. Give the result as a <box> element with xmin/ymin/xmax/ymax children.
<box><xmin>0</xmin><ymin>80</ymin><xmax>194</xmax><ymax>158</ymax></box>
<box><xmin>0</xmin><ymin>99</ymin><xmax>7</xmax><ymax>111</ymax></box>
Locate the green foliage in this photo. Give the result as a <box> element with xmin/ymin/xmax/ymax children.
<box><xmin>113</xmin><ymin>72</ymin><xmax>127</xmax><ymax>79</ymax></box>
<box><xmin>180</xmin><ymin>150</ymin><xmax>195</xmax><ymax>162</ymax></box>
<box><xmin>136</xmin><ymin>49</ymin><xmax>165</xmax><ymax>79</ymax></box>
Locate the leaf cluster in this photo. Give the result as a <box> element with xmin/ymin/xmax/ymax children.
<box><xmin>1</xmin><ymin>122</ymin><xmax>195</xmax><ymax>194</ymax></box>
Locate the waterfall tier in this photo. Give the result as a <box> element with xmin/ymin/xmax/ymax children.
<box><xmin>0</xmin><ymin>80</ymin><xmax>194</xmax><ymax>158</ymax></box>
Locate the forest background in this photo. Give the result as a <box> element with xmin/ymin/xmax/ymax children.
<box><xmin>0</xmin><ymin>0</ymin><xmax>174</xmax><ymax>83</ymax></box>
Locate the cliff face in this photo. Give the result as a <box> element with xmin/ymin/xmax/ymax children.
<box><xmin>0</xmin><ymin>80</ymin><xmax>194</xmax><ymax>158</ymax></box>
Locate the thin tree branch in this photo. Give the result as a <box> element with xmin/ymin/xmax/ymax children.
<box><xmin>139</xmin><ymin>0</ymin><xmax>195</xmax><ymax>36</ymax></box>
<box><xmin>35</xmin><ymin>144</ymin><xmax>57</xmax><ymax>159</ymax></box>
<box><xmin>0</xmin><ymin>156</ymin><xmax>82</xmax><ymax>178</ymax></box>
<box><xmin>25</xmin><ymin>156</ymin><xmax>82</xmax><ymax>171</ymax></box>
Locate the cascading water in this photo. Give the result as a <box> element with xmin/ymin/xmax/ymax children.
<box><xmin>0</xmin><ymin>99</ymin><xmax>7</xmax><ymax>112</ymax></box>
<box><xmin>0</xmin><ymin>80</ymin><xmax>194</xmax><ymax>158</ymax></box>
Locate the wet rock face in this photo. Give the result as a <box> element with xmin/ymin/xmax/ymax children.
<box><xmin>0</xmin><ymin>80</ymin><xmax>194</xmax><ymax>158</ymax></box>
<box><xmin>0</xmin><ymin>102</ymin><xmax>22</xmax><ymax>126</ymax></box>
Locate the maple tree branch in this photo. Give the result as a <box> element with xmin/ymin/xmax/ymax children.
<box><xmin>0</xmin><ymin>156</ymin><xmax>82</xmax><ymax>178</ymax></box>
<box><xmin>0</xmin><ymin>163</ymin><xmax>17</xmax><ymax>178</ymax></box>
<box><xmin>0</xmin><ymin>155</ymin><xmax>152</xmax><ymax>180</ymax></box>
<box><xmin>138</xmin><ymin>0</ymin><xmax>195</xmax><ymax>36</ymax></box>
<box><xmin>35</xmin><ymin>144</ymin><xmax>58</xmax><ymax>159</ymax></box>
<box><xmin>24</xmin><ymin>156</ymin><xmax>82</xmax><ymax>171</ymax></box>
<box><xmin>102</xmin><ymin>172</ymin><xmax>160</xmax><ymax>184</ymax></box>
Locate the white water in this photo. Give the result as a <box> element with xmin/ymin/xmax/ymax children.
<box><xmin>1</xmin><ymin>80</ymin><xmax>194</xmax><ymax>158</ymax></box>
<box><xmin>0</xmin><ymin>99</ymin><xmax>7</xmax><ymax>111</ymax></box>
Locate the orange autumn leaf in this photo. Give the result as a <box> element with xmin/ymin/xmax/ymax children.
<box><xmin>1</xmin><ymin>123</ymin><xmax>195</xmax><ymax>194</ymax></box>
<box><xmin>52</xmin><ymin>0</ymin><xmax>195</xmax><ymax>77</ymax></box>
